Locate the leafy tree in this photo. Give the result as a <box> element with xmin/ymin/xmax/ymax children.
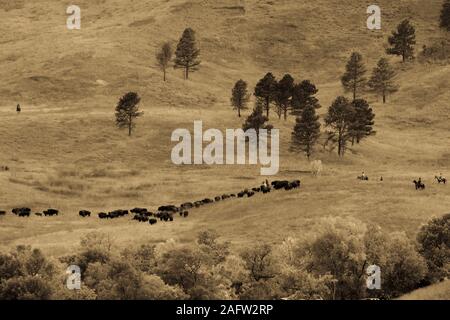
<box><xmin>291</xmin><ymin>80</ymin><xmax>320</xmax><ymax>116</ymax></box>
<box><xmin>380</xmin><ymin>233</ymin><xmax>428</xmax><ymax>298</ymax></box>
<box><xmin>440</xmin><ymin>0</ymin><xmax>450</xmax><ymax>31</ymax></box>
<box><xmin>240</xmin><ymin>244</ymin><xmax>278</xmax><ymax>282</ymax></box>
<box><xmin>291</xmin><ymin>105</ymin><xmax>321</xmax><ymax>159</ymax></box>
<box><xmin>341</xmin><ymin>52</ymin><xmax>367</xmax><ymax>101</ymax></box>
<box><xmin>242</xmin><ymin>99</ymin><xmax>273</xmax><ymax>136</ymax></box>
<box><xmin>231</xmin><ymin>79</ymin><xmax>250</xmax><ymax>117</ymax></box>
<box><xmin>0</xmin><ymin>246</ymin><xmax>55</xmax><ymax>300</ymax></box>
<box><xmin>417</xmin><ymin>214</ymin><xmax>450</xmax><ymax>283</ymax></box>
<box><xmin>115</xmin><ymin>92</ymin><xmax>143</xmax><ymax>136</ymax></box>
<box><xmin>254</xmin><ymin>73</ymin><xmax>277</xmax><ymax>118</ymax></box>
<box><xmin>156</xmin><ymin>42</ymin><xmax>173</xmax><ymax>81</ymax></box>
<box><xmin>174</xmin><ymin>28</ymin><xmax>201</xmax><ymax>80</ymax></box>
<box><xmin>306</xmin><ymin>220</ymin><xmax>367</xmax><ymax>300</ymax></box>
<box><xmin>368</xmin><ymin>58</ymin><xmax>398</xmax><ymax>103</ymax></box>
<box><xmin>121</xmin><ymin>244</ymin><xmax>157</xmax><ymax>274</ymax></box>
<box><xmin>197</xmin><ymin>230</ymin><xmax>230</xmax><ymax>265</ymax></box>
<box><xmin>349</xmin><ymin>99</ymin><xmax>375</xmax><ymax>144</ymax></box>
<box><xmin>386</xmin><ymin>19</ymin><xmax>416</xmax><ymax>62</ymax></box>
<box><xmin>273</xmin><ymin>74</ymin><xmax>295</xmax><ymax>120</ymax></box>
<box><xmin>364</xmin><ymin>225</ymin><xmax>428</xmax><ymax>299</ymax></box>
<box><xmin>325</xmin><ymin>96</ymin><xmax>355</xmax><ymax>156</ymax></box>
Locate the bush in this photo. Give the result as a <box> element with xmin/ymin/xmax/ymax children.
<box><xmin>0</xmin><ymin>246</ymin><xmax>55</xmax><ymax>300</ymax></box>
<box><xmin>417</xmin><ymin>214</ymin><xmax>450</xmax><ymax>282</ymax></box>
<box><xmin>419</xmin><ymin>40</ymin><xmax>450</xmax><ymax>62</ymax></box>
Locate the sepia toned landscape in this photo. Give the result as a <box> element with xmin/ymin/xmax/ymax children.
<box><xmin>0</xmin><ymin>0</ymin><xmax>448</xmax><ymax>300</ymax></box>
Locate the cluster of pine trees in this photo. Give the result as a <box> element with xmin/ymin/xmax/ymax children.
<box><xmin>156</xmin><ymin>28</ymin><xmax>201</xmax><ymax>81</ymax></box>
<box><xmin>230</xmin><ymin>18</ymin><xmax>421</xmax><ymax>159</ymax></box>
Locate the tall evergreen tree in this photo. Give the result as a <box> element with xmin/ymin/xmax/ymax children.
<box><xmin>291</xmin><ymin>105</ymin><xmax>321</xmax><ymax>159</ymax></box>
<box><xmin>174</xmin><ymin>28</ymin><xmax>201</xmax><ymax>80</ymax></box>
<box><xmin>291</xmin><ymin>80</ymin><xmax>321</xmax><ymax>116</ymax></box>
<box><xmin>156</xmin><ymin>42</ymin><xmax>173</xmax><ymax>82</ymax></box>
<box><xmin>349</xmin><ymin>99</ymin><xmax>375</xmax><ymax>144</ymax></box>
<box><xmin>254</xmin><ymin>73</ymin><xmax>277</xmax><ymax>119</ymax></box>
<box><xmin>341</xmin><ymin>52</ymin><xmax>367</xmax><ymax>101</ymax></box>
<box><xmin>273</xmin><ymin>74</ymin><xmax>295</xmax><ymax>120</ymax></box>
<box><xmin>230</xmin><ymin>79</ymin><xmax>250</xmax><ymax>117</ymax></box>
<box><xmin>386</xmin><ymin>19</ymin><xmax>416</xmax><ymax>62</ymax></box>
<box><xmin>440</xmin><ymin>0</ymin><xmax>450</xmax><ymax>31</ymax></box>
<box><xmin>325</xmin><ymin>96</ymin><xmax>355</xmax><ymax>157</ymax></box>
<box><xmin>115</xmin><ymin>92</ymin><xmax>143</xmax><ymax>136</ymax></box>
<box><xmin>368</xmin><ymin>58</ymin><xmax>398</xmax><ymax>103</ymax></box>
<box><xmin>242</xmin><ymin>99</ymin><xmax>273</xmax><ymax>136</ymax></box>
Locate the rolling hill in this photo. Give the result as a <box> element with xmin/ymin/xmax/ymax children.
<box><xmin>0</xmin><ymin>0</ymin><xmax>449</xmax><ymax>269</ymax></box>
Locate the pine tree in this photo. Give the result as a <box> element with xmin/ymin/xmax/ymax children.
<box><xmin>231</xmin><ymin>79</ymin><xmax>250</xmax><ymax>117</ymax></box>
<box><xmin>386</xmin><ymin>19</ymin><xmax>416</xmax><ymax>62</ymax></box>
<box><xmin>291</xmin><ymin>105</ymin><xmax>321</xmax><ymax>159</ymax></box>
<box><xmin>368</xmin><ymin>58</ymin><xmax>398</xmax><ymax>103</ymax></box>
<box><xmin>441</xmin><ymin>0</ymin><xmax>450</xmax><ymax>31</ymax></box>
<box><xmin>341</xmin><ymin>52</ymin><xmax>367</xmax><ymax>101</ymax></box>
<box><xmin>115</xmin><ymin>92</ymin><xmax>143</xmax><ymax>136</ymax></box>
<box><xmin>273</xmin><ymin>74</ymin><xmax>295</xmax><ymax>120</ymax></box>
<box><xmin>242</xmin><ymin>99</ymin><xmax>273</xmax><ymax>136</ymax></box>
<box><xmin>349</xmin><ymin>99</ymin><xmax>375</xmax><ymax>144</ymax></box>
<box><xmin>291</xmin><ymin>80</ymin><xmax>321</xmax><ymax>116</ymax></box>
<box><xmin>325</xmin><ymin>96</ymin><xmax>355</xmax><ymax>156</ymax></box>
<box><xmin>156</xmin><ymin>42</ymin><xmax>173</xmax><ymax>81</ymax></box>
<box><xmin>174</xmin><ymin>28</ymin><xmax>201</xmax><ymax>80</ymax></box>
<box><xmin>254</xmin><ymin>73</ymin><xmax>277</xmax><ymax>119</ymax></box>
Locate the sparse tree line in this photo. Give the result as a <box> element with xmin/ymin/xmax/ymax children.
<box><xmin>114</xmin><ymin>27</ymin><xmax>202</xmax><ymax>136</ymax></box>
<box><xmin>0</xmin><ymin>214</ymin><xmax>447</xmax><ymax>300</ymax></box>
<box><xmin>117</xmin><ymin>10</ymin><xmax>450</xmax><ymax>138</ymax></box>
<box><xmin>229</xmin><ymin>18</ymin><xmax>432</xmax><ymax>159</ymax></box>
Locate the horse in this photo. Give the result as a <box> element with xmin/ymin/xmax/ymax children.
<box><xmin>413</xmin><ymin>180</ymin><xmax>425</xmax><ymax>190</ymax></box>
<box><xmin>435</xmin><ymin>176</ymin><xmax>447</xmax><ymax>184</ymax></box>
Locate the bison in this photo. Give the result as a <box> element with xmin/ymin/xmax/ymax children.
<box><xmin>158</xmin><ymin>205</ymin><xmax>178</xmax><ymax>213</ymax></box>
<box><xmin>79</xmin><ymin>210</ymin><xmax>91</xmax><ymax>217</ymax></box>
<box><xmin>271</xmin><ymin>180</ymin><xmax>289</xmax><ymax>190</ymax></box>
<box><xmin>181</xmin><ymin>202</ymin><xmax>194</xmax><ymax>209</ymax></box>
<box><xmin>43</xmin><ymin>209</ymin><xmax>59</xmax><ymax>216</ymax></box>
<box><xmin>98</xmin><ymin>212</ymin><xmax>109</xmax><ymax>219</ymax></box>
<box><xmin>13</xmin><ymin>208</ymin><xmax>31</xmax><ymax>217</ymax></box>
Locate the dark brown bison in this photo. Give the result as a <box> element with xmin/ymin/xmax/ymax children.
<box><xmin>43</xmin><ymin>209</ymin><xmax>59</xmax><ymax>216</ymax></box>
<box><xmin>79</xmin><ymin>210</ymin><xmax>91</xmax><ymax>217</ymax></box>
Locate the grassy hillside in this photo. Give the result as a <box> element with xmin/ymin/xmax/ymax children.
<box><xmin>398</xmin><ymin>280</ymin><xmax>450</xmax><ymax>300</ymax></box>
<box><xmin>0</xmin><ymin>0</ymin><xmax>449</xmax><ymax>271</ymax></box>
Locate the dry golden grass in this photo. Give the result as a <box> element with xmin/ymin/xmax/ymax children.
<box><xmin>398</xmin><ymin>280</ymin><xmax>450</xmax><ymax>300</ymax></box>
<box><xmin>0</xmin><ymin>0</ymin><xmax>449</xmax><ymax>282</ymax></box>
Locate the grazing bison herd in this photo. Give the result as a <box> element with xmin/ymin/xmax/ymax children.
<box><xmin>0</xmin><ymin>180</ymin><xmax>301</xmax><ymax>226</ymax></box>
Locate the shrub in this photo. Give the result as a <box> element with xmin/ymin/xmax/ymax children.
<box><xmin>417</xmin><ymin>214</ymin><xmax>450</xmax><ymax>282</ymax></box>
